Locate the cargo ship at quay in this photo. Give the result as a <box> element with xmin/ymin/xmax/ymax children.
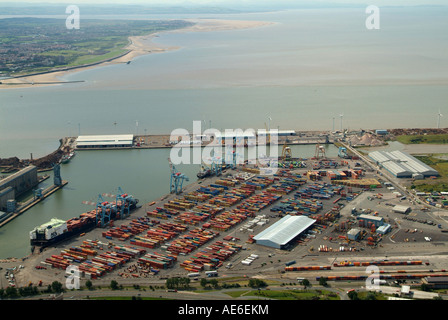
<box><xmin>29</xmin><ymin>191</ymin><xmax>139</xmax><ymax>251</ymax></box>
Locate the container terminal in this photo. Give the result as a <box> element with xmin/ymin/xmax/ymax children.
<box><xmin>2</xmin><ymin>139</ymin><xmax>448</xmax><ymax>300</ymax></box>
<box><xmin>2</xmin><ymin>129</ymin><xmax>448</xmax><ymax>299</ymax></box>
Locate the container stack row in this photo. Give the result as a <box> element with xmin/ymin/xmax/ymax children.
<box><xmin>240</xmin><ymin>176</ymin><xmax>274</xmax><ymax>190</ymax></box>
<box><xmin>270</xmin><ymin>198</ymin><xmax>323</xmax><ymax>215</ymax></box>
<box><xmin>180</xmin><ymin>240</ymin><xmax>242</xmax><ymax>272</ymax></box>
<box><xmin>174</xmin><ymin>211</ymin><xmax>211</xmax><ymax>226</ymax></box>
<box><xmin>165</xmin><ymin>228</ymin><xmax>219</xmax><ymax>255</ymax></box>
<box><xmin>294</xmin><ymin>183</ymin><xmax>343</xmax><ymax>200</ymax></box>
<box><xmin>138</xmin><ymin>251</ymin><xmax>177</xmax><ymax>270</ymax></box>
<box><xmin>204</xmin><ymin>210</ymin><xmax>250</xmax><ymax>231</ymax></box>
<box><xmin>147</xmin><ymin>207</ymin><xmax>181</xmax><ymax>220</ymax></box>
<box><xmin>164</xmin><ymin>198</ymin><xmax>196</xmax><ymax>211</ymax></box>
<box><xmin>130</xmin><ymin>221</ymin><xmax>187</xmax><ymax>249</ymax></box>
<box><xmin>236</xmin><ymin>191</ymin><xmax>282</xmax><ymax>213</ymax></box>
<box><xmin>192</xmin><ymin>203</ymin><xmax>225</xmax><ymax>216</ymax></box>
<box><xmin>78</xmin><ymin>250</ymin><xmax>134</xmax><ymax>279</ymax></box>
<box><xmin>44</xmin><ymin>255</ymin><xmax>71</xmax><ymax>270</ymax></box>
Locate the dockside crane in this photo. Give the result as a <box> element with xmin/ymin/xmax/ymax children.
<box><xmin>282</xmin><ymin>141</ymin><xmax>292</xmax><ymax>159</ymax></box>
<box><xmin>95</xmin><ymin>194</ymin><xmax>114</xmax><ymax>228</ymax></box>
<box><xmin>168</xmin><ymin>158</ymin><xmax>189</xmax><ymax>195</ymax></box>
<box><xmin>314</xmin><ymin>144</ymin><xmax>326</xmax><ymax>160</ymax></box>
<box><xmin>115</xmin><ymin>187</ymin><xmax>137</xmax><ymax>219</ymax></box>
<box><xmin>210</xmin><ymin>156</ymin><xmax>223</xmax><ymax>176</ymax></box>
<box><xmin>338</xmin><ymin>147</ymin><xmax>349</xmax><ymax>159</ymax></box>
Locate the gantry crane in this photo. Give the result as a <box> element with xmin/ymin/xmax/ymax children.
<box><xmin>168</xmin><ymin>158</ymin><xmax>189</xmax><ymax>194</ymax></box>
<box><xmin>210</xmin><ymin>156</ymin><xmax>222</xmax><ymax>176</ymax></box>
<box><xmin>115</xmin><ymin>186</ymin><xmax>137</xmax><ymax>219</ymax></box>
<box><xmin>95</xmin><ymin>194</ymin><xmax>114</xmax><ymax>228</ymax></box>
<box><xmin>314</xmin><ymin>144</ymin><xmax>326</xmax><ymax>160</ymax></box>
<box><xmin>282</xmin><ymin>141</ymin><xmax>292</xmax><ymax>159</ymax></box>
<box><xmin>338</xmin><ymin>147</ymin><xmax>349</xmax><ymax>159</ymax></box>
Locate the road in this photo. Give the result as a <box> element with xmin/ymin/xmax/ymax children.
<box><xmin>22</xmin><ymin>284</ymin><xmax>349</xmax><ymax>301</ymax></box>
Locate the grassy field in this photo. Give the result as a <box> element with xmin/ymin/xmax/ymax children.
<box><xmin>89</xmin><ymin>296</ymin><xmax>170</xmax><ymax>300</ymax></box>
<box><xmin>234</xmin><ymin>289</ymin><xmax>341</xmax><ymax>300</ymax></box>
<box><xmin>412</xmin><ymin>155</ymin><xmax>448</xmax><ymax>192</ymax></box>
<box><xmin>0</xmin><ymin>18</ymin><xmax>193</xmax><ymax>76</ymax></box>
<box><xmin>396</xmin><ymin>134</ymin><xmax>448</xmax><ymax>145</ymax></box>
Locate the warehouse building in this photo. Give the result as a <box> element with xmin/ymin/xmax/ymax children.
<box><xmin>347</xmin><ymin>228</ymin><xmax>361</xmax><ymax>240</ymax></box>
<box><xmin>422</xmin><ymin>277</ymin><xmax>448</xmax><ymax>289</ymax></box>
<box><xmin>357</xmin><ymin>214</ymin><xmax>384</xmax><ymax>228</ymax></box>
<box><xmin>253</xmin><ymin>215</ymin><xmax>316</xmax><ymax>249</ymax></box>
<box><xmin>0</xmin><ymin>187</ymin><xmax>14</xmax><ymax>212</ymax></box>
<box><xmin>393</xmin><ymin>205</ymin><xmax>411</xmax><ymax>214</ymax></box>
<box><xmin>257</xmin><ymin>129</ymin><xmax>296</xmax><ymax>137</ymax></box>
<box><xmin>214</xmin><ymin>131</ymin><xmax>256</xmax><ymax>144</ymax></box>
<box><xmin>0</xmin><ymin>166</ymin><xmax>38</xmax><ymax>198</ymax></box>
<box><xmin>369</xmin><ymin>150</ymin><xmax>438</xmax><ymax>178</ymax></box>
<box><xmin>376</xmin><ymin>224</ymin><xmax>391</xmax><ymax>235</ymax></box>
<box><xmin>76</xmin><ymin>134</ymin><xmax>134</xmax><ymax>149</ymax></box>
<box><xmin>375</xmin><ymin>130</ymin><xmax>389</xmax><ymax>136</ymax></box>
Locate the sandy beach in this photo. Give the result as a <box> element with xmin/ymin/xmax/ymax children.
<box><xmin>0</xmin><ymin>19</ymin><xmax>273</xmax><ymax>89</ymax></box>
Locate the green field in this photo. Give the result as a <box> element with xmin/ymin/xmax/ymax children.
<box><xmin>0</xmin><ymin>18</ymin><xmax>194</xmax><ymax>76</ymax></box>
<box><xmin>396</xmin><ymin>134</ymin><xmax>448</xmax><ymax>145</ymax></box>
<box><xmin>229</xmin><ymin>289</ymin><xmax>341</xmax><ymax>300</ymax></box>
<box><xmin>412</xmin><ymin>155</ymin><xmax>448</xmax><ymax>192</ymax></box>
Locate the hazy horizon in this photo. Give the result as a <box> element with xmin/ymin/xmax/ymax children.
<box><xmin>0</xmin><ymin>0</ymin><xmax>446</xmax><ymax>7</ymax></box>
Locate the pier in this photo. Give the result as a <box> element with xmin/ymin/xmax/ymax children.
<box><xmin>0</xmin><ymin>180</ymin><xmax>68</xmax><ymax>229</ymax></box>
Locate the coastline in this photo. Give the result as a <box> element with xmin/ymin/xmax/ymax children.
<box><xmin>0</xmin><ymin>19</ymin><xmax>274</xmax><ymax>90</ymax></box>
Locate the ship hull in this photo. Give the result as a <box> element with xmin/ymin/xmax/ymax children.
<box><xmin>30</xmin><ymin>200</ymin><xmax>139</xmax><ymax>249</ymax></box>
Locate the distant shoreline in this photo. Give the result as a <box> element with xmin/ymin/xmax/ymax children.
<box><xmin>0</xmin><ymin>19</ymin><xmax>274</xmax><ymax>89</ymax></box>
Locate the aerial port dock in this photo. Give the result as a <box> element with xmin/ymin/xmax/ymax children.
<box><xmin>2</xmin><ymin>136</ymin><xmax>448</xmax><ymax>301</ymax></box>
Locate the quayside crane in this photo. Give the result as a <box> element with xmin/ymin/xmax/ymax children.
<box><xmin>168</xmin><ymin>158</ymin><xmax>189</xmax><ymax>195</ymax></box>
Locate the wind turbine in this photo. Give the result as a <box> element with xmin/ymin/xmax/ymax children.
<box><xmin>437</xmin><ymin>110</ymin><xmax>443</xmax><ymax>129</ymax></box>
<box><xmin>339</xmin><ymin>113</ymin><xmax>344</xmax><ymax>132</ymax></box>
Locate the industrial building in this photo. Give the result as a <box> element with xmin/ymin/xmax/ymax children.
<box><xmin>376</xmin><ymin>224</ymin><xmax>391</xmax><ymax>235</ymax></box>
<box><xmin>393</xmin><ymin>205</ymin><xmax>411</xmax><ymax>214</ymax></box>
<box><xmin>257</xmin><ymin>129</ymin><xmax>296</xmax><ymax>137</ymax></box>
<box><xmin>214</xmin><ymin>131</ymin><xmax>256</xmax><ymax>144</ymax></box>
<box><xmin>357</xmin><ymin>214</ymin><xmax>384</xmax><ymax>228</ymax></box>
<box><xmin>369</xmin><ymin>150</ymin><xmax>439</xmax><ymax>178</ymax></box>
<box><xmin>422</xmin><ymin>277</ymin><xmax>448</xmax><ymax>289</ymax></box>
<box><xmin>375</xmin><ymin>129</ymin><xmax>389</xmax><ymax>135</ymax></box>
<box><xmin>0</xmin><ymin>187</ymin><xmax>14</xmax><ymax>212</ymax></box>
<box><xmin>347</xmin><ymin>228</ymin><xmax>361</xmax><ymax>240</ymax></box>
<box><xmin>0</xmin><ymin>166</ymin><xmax>38</xmax><ymax>200</ymax></box>
<box><xmin>253</xmin><ymin>215</ymin><xmax>316</xmax><ymax>249</ymax></box>
<box><xmin>76</xmin><ymin>134</ymin><xmax>134</xmax><ymax>149</ymax></box>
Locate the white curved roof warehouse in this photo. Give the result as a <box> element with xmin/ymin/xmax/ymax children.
<box><xmin>253</xmin><ymin>215</ymin><xmax>316</xmax><ymax>249</ymax></box>
<box><xmin>369</xmin><ymin>150</ymin><xmax>438</xmax><ymax>178</ymax></box>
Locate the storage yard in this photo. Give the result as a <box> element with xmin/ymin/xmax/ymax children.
<box><xmin>4</xmin><ymin>151</ymin><xmax>448</xmax><ymax>299</ymax></box>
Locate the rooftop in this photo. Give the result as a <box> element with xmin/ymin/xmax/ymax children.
<box><xmin>253</xmin><ymin>215</ymin><xmax>316</xmax><ymax>247</ymax></box>
<box><xmin>368</xmin><ymin>150</ymin><xmax>438</xmax><ymax>177</ymax></box>
<box><xmin>76</xmin><ymin>134</ymin><xmax>134</xmax><ymax>146</ymax></box>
